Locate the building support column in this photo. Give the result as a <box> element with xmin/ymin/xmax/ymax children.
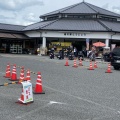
<box><xmin>42</xmin><ymin>37</ymin><xmax>46</xmax><ymax>48</ymax></box>
<box><xmin>105</xmin><ymin>39</ymin><xmax>109</xmax><ymax>47</ymax></box>
<box><xmin>40</xmin><ymin>37</ymin><xmax>46</xmax><ymax>55</ymax></box>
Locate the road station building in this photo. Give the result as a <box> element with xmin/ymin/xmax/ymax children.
<box><xmin>0</xmin><ymin>1</ymin><xmax>120</xmax><ymax>54</ymax></box>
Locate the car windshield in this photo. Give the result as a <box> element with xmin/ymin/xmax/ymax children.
<box><xmin>112</xmin><ymin>48</ymin><xmax>120</xmax><ymax>56</ymax></box>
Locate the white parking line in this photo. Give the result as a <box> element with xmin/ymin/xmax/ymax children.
<box><xmin>43</xmin><ymin>85</ymin><xmax>120</xmax><ymax>114</ymax></box>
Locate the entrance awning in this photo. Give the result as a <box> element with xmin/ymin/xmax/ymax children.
<box><xmin>0</xmin><ymin>32</ymin><xmax>28</xmax><ymax>39</ymax></box>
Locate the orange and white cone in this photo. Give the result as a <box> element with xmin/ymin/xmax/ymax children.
<box><xmin>88</xmin><ymin>61</ymin><xmax>94</xmax><ymax>70</ymax></box>
<box><xmin>4</xmin><ymin>63</ymin><xmax>11</xmax><ymax>78</ymax></box>
<box><xmin>94</xmin><ymin>61</ymin><xmax>98</xmax><ymax>68</ymax></box>
<box><xmin>25</xmin><ymin>69</ymin><xmax>31</xmax><ymax>82</ymax></box>
<box><xmin>33</xmin><ymin>72</ymin><xmax>45</xmax><ymax>94</ymax></box>
<box><xmin>18</xmin><ymin>89</ymin><xmax>25</xmax><ymax>103</ymax></box>
<box><xmin>79</xmin><ymin>58</ymin><xmax>83</xmax><ymax>66</ymax></box>
<box><xmin>72</xmin><ymin>59</ymin><xmax>78</xmax><ymax>68</ymax></box>
<box><xmin>105</xmin><ymin>63</ymin><xmax>112</xmax><ymax>73</ymax></box>
<box><xmin>64</xmin><ymin>58</ymin><xmax>69</xmax><ymax>66</ymax></box>
<box><xmin>10</xmin><ymin>64</ymin><xmax>18</xmax><ymax>81</ymax></box>
<box><xmin>19</xmin><ymin>66</ymin><xmax>25</xmax><ymax>84</ymax></box>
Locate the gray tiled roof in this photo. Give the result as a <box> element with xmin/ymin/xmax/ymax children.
<box><xmin>86</xmin><ymin>2</ymin><xmax>120</xmax><ymax>17</ymax></box>
<box><xmin>23</xmin><ymin>20</ymin><xmax>56</xmax><ymax>31</ymax></box>
<box><xmin>40</xmin><ymin>2</ymin><xmax>120</xmax><ymax>18</ymax></box>
<box><xmin>100</xmin><ymin>20</ymin><xmax>120</xmax><ymax>32</ymax></box>
<box><xmin>40</xmin><ymin>19</ymin><xmax>107</xmax><ymax>31</ymax></box>
<box><xmin>0</xmin><ymin>23</ymin><xmax>25</xmax><ymax>31</ymax></box>
<box><xmin>23</xmin><ymin>18</ymin><xmax>120</xmax><ymax>32</ymax></box>
<box><xmin>0</xmin><ymin>32</ymin><xmax>28</xmax><ymax>39</ymax></box>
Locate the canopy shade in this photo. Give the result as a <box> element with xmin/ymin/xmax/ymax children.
<box><xmin>93</xmin><ymin>42</ymin><xmax>106</xmax><ymax>47</ymax></box>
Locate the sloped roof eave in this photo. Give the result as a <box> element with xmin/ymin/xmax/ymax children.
<box><xmin>40</xmin><ymin>28</ymin><xmax>108</xmax><ymax>32</ymax></box>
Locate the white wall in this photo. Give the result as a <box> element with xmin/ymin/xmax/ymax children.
<box><xmin>25</xmin><ymin>30</ymin><xmax>120</xmax><ymax>40</ymax></box>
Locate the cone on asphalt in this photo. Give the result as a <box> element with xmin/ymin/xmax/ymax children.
<box><xmin>88</xmin><ymin>61</ymin><xmax>94</xmax><ymax>70</ymax></box>
<box><xmin>64</xmin><ymin>58</ymin><xmax>69</xmax><ymax>66</ymax></box>
<box><xmin>19</xmin><ymin>66</ymin><xmax>25</xmax><ymax>84</ymax></box>
<box><xmin>33</xmin><ymin>72</ymin><xmax>45</xmax><ymax>94</ymax></box>
<box><xmin>9</xmin><ymin>64</ymin><xmax>18</xmax><ymax>81</ymax></box>
<box><xmin>105</xmin><ymin>63</ymin><xmax>112</xmax><ymax>73</ymax></box>
<box><xmin>72</xmin><ymin>59</ymin><xmax>78</xmax><ymax>68</ymax></box>
<box><xmin>4</xmin><ymin>63</ymin><xmax>11</xmax><ymax>78</ymax></box>
<box><xmin>18</xmin><ymin>89</ymin><xmax>24</xmax><ymax>103</ymax></box>
<box><xmin>25</xmin><ymin>69</ymin><xmax>31</xmax><ymax>82</ymax></box>
<box><xmin>79</xmin><ymin>58</ymin><xmax>83</xmax><ymax>66</ymax></box>
<box><xmin>94</xmin><ymin>61</ymin><xmax>98</xmax><ymax>68</ymax></box>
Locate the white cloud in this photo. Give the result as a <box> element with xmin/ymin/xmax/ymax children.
<box><xmin>0</xmin><ymin>0</ymin><xmax>120</xmax><ymax>26</ymax></box>
<box><xmin>0</xmin><ymin>0</ymin><xmax>44</xmax><ymax>11</ymax></box>
<box><xmin>23</xmin><ymin>13</ymin><xmax>37</xmax><ymax>22</ymax></box>
<box><xmin>102</xmin><ymin>3</ymin><xmax>109</xmax><ymax>10</ymax></box>
<box><xmin>112</xmin><ymin>6</ymin><xmax>120</xmax><ymax>14</ymax></box>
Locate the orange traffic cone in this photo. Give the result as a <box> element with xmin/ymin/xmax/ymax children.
<box><xmin>72</xmin><ymin>59</ymin><xmax>78</xmax><ymax>68</ymax></box>
<box><xmin>64</xmin><ymin>58</ymin><xmax>69</xmax><ymax>66</ymax></box>
<box><xmin>33</xmin><ymin>72</ymin><xmax>45</xmax><ymax>94</ymax></box>
<box><xmin>94</xmin><ymin>61</ymin><xmax>98</xmax><ymax>68</ymax></box>
<box><xmin>25</xmin><ymin>69</ymin><xmax>31</xmax><ymax>82</ymax></box>
<box><xmin>10</xmin><ymin>64</ymin><xmax>18</xmax><ymax>81</ymax></box>
<box><xmin>105</xmin><ymin>63</ymin><xmax>112</xmax><ymax>73</ymax></box>
<box><xmin>88</xmin><ymin>61</ymin><xmax>94</xmax><ymax>70</ymax></box>
<box><xmin>19</xmin><ymin>66</ymin><xmax>25</xmax><ymax>84</ymax></box>
<box><xmin>4</xmin><ymin>63</ymin><xmax>11</xmax><ymax>78</ymax></box>
<box><xmin>18</xmin><ymin>89</ymin><xmax>24</xmax><ymax>103</ymax></box>
<box><xmin>79</xmin><ymin>58</ymin><xmax>83</xmax><ymax>66</ymax></box>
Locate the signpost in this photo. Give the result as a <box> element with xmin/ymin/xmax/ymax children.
<box><xmin>18</xmin><ymin>81</ymin><xmax>33</xmax><ymax>104</ymax></box>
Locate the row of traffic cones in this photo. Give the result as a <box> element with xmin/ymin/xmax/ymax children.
<box><xmin>65</xmin><ymin>58</ymin><xmax>112</xmax><ymax>73</ymax></box>
<box><xmin>3</xmin><ymin>63</ymin><xmax>45</xmax><ymax>105</ymax></box>
<box><xmin>87</xmin><ymin>61</ymin><xmax>112</xmax><ymax>73</ymax></box>
<box><xmin>4</xmin><ymin>63</ymin><xmax>45</xmax><ymax>93</ymax></box>
<box><xmin>65</xmin><ymin>58</ymin><xmax>83</xmax><ymax>67</ymax></box>
<box><xmin>4</xmin><ymin>64</ymin><xmax>31</xmax><ymax>82</ymax></box>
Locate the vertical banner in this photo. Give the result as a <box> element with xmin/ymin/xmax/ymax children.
<box><xmin>86</xmin><ymin>38</ymin><xmax>89</xmax><ymax>51</ymax></box>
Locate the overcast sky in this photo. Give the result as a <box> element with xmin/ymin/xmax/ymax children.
<box><xmin>0</xmin><ymin>0</ymin><xmax>120</xmax><ymax>26</ymax></box>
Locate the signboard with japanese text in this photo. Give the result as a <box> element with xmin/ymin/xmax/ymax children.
<box><xmin>22</xmin><ymin>81</ymin><xmax>33</xmax><ymax>103</ymax></box>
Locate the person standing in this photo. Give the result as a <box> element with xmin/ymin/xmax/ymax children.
<box><xmin>74</xmin><ymin>47</ymin><xmax>77</xmax><ymax>57</ymax></box>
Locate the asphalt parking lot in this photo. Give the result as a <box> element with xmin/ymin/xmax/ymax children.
<box><xmin>0</xmin><ymin>54</ymin><xmax>120</xmax><ymax>120</ymax></box>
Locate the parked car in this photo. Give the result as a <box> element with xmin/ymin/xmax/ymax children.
<box><xmin>111</xmin><ymin>47</ymin><xmax>120</xmax><ymax>70</ymax></box>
